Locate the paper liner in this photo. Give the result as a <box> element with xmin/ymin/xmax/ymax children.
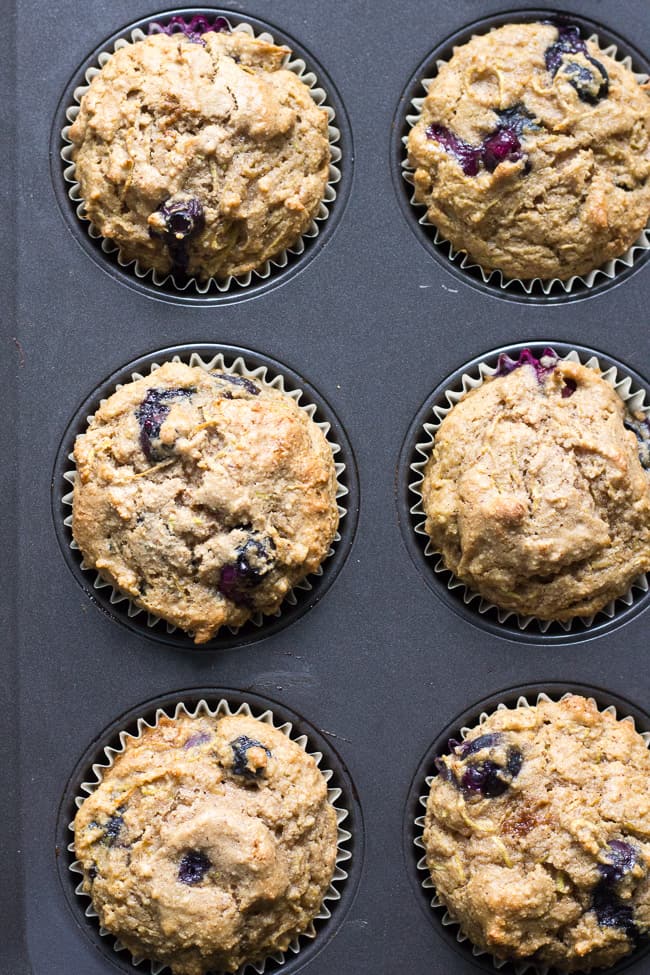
<box><xmin>59</xmin><ymin>13</ymin><xmax>341</xmax><ymax>294</ymax></box>
<box><xmin>61</xmin><ymin>350</ymin><xmax>348</xmax><ymax>640</ymax></box>
<box><xmin>401</xmin><ymin>28</ymin><xmax>650</xmax><ymax>296</ymax></box>
<box><xmin>68</xmin><ymin>697</ymin><xmax>352</xmax><ymax>975</ymax></box>
<box><xmin>409</xmin><ymin>347</ymin><xmax>650</xmax><ymax>633</ymax></box>
<box><xmin>414</xmin><ymin>690</ymin><xmax>650</xmax><ymax>974</ymax></box>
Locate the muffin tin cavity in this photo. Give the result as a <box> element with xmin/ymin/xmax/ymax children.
<box><xmin>397</xmin><ymin>343</ymin><xmax>650</xmax><ymax>644</ymax></box>
<box><xmin>52</xmin><ymin>8</ymin><xmax>352</xmax><ymax>305</ymax></box>
<box><xmin>393</xmin><ymin>9</ymin><xmax>650</xmax><ymax>303</ymax></box>
<box><xmin>404</xmin><ymin>683</ymin><xmax>650</xmax><ymax>975</ymax></box>
<box><xmin>52</xmin><ymin>345</ymin><xmax>359</xmax><ymax>651</ymax></box>
<box><xmin>57</xmin><ymin>689</ymin><xmax>362</xmax><ymax>975</ymax></box>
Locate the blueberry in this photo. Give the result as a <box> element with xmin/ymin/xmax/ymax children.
<box><xmin>545</xmin><ymin>24</ymin><xmax>609</xmax><ymax>103</ymax></box>
<box><xmin>624</xmin><ymin>415</ymin><xmax>650</xmax><ymax>470</ymax></box>
<box><xmin>434</xmin><ymin>756</ymin><xmax>455</xmax><ymax>783</ymax></box>
<box><xmin>599</xmin><ymin>840</ymin><xmax>639</xmax><ymax>885</ymax></box>
<box><xmin>149</xmin><ymin>197</ymin><xmax>205</xmax><ymax>273</ymax></box>
<box><xmin>103</xmin><ymin>814</ymin><xmax>124</xmax><ymax>846</ymax></box>
<box><xmin>460</xmin><ymin>746</ymin><xmax>522</xmax><ymax>798</ymax></box>
<box><xmin>457</xmin><ymin>733</ymin><xmax>503</xmax><ymax>759</ymax></box>
<box><xmin>562</xmin><ymin>378</ymin><xmax>577</xmax><ymax>398</ymax></box>
<box><xmin>495</xmin><ymin>104</ymin><xmax>537</xmax><ymax>137</ymax></box>
<box><xmin>135</xmin><ymin>387</ymin><xmax>194</xmax><ymax>460</ymax></box>
<box><xmin>495</xmin><ymin>348</ymin><xmax>558</xmax><ymax>383</ymax></box>
<box><xmin>213</xmin><ymin>373</ymin><xmax>260</xmax><ymax>396</ymax></box>
<box><xmin>178</xmin><ymin>850</ymin><xmax>211</xmax><ymax>885</ymax></box>
<box><xmin>483</xmin><ymin>128</ymin><xmax>523</xmax><ymax>173</ymax></box>
<box><xmin>218</xmin><ymin>533</ymin><xmax>275</xmax><ymax>605</ymax></box>
<box><xmin>425</xmin><ymin>124</ymin><xmax>481</xmax><ymax>176</ymax></box>
<box><xmin>148</xmin><ymin>14</ymin><xmax>229</xmax><ymax>44</ymax></box>
<box><xmin>593</xmin><ymin>884</ymin><xmax>637</xmax><ymax>937</ymax></box>
<box><xmin>230</xmin><ymin>735</ymin><xmax>272</xmax><ymax>778</ymax></box>
<box><xmin>426</xmin><ymin>105</ymin><xmax>536</xmax><ymax>177</ymax></box>
<box><xmin>183</xmin><ymin>731</ymin><xmax>212</xmax><ymax>750</ymax></box>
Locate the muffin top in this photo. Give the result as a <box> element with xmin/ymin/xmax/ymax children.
<box><xmin>421</xmin><ymin>351</ymin><xmax>650</xmax><ymax>621</ymax></box>
<box><xmin>74</xmin><ymin>710</ymin><xmax>339</xmax><ymax>975</ymax></box>
<box><xmin>423</xmin><ymin>694</ymin><xmax>650</xmax><ymax>971</ymax></box>
<box><xmin>407</xmin><ymin>21</ymin><xmax>650</xmax><ymax>280</ymax></box>
<box><xmin>72</xmin><ymin>362</ymin><xmax>339</xmax><ymax>642</ymax></box>
<box><xmin>68</xmin><ymin>29</ymin><xmax>330</xmax><ymax>280</ymax></box>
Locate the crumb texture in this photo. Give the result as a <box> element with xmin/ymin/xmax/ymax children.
<box><xmin>74</xmin><ymin>712</ymin><xmax>338</xmax><ymax>975</ymax></box>
<box><xmin>424</xmin><ymin>695</ymin><xmax>650</xmax><ymax>971</ymax></box>
<box><xmin>408</xmin><ymin>22</ymin><xmax>650</xmax><ymax>280</ymax></box>
<box><xmin>69</xmin><ymin>31</ymin><xmax>330</xmax><ymax>280</ymax></box>
<box><xmin>421</xmin><ymin>359</ymin><xmax>650</xmax><ymax>620</ymax></box>
<box><xmin>72</xmin><ymin>362</ymin><xmax>339</xmax><ymax>642</ymax></box>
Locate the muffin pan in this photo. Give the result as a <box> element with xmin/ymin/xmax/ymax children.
<box><xmin>6</xmin><ymin>1</ymin><xmax>650</xmax><ymax>973</ymax></box>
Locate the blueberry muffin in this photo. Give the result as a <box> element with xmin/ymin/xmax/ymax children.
<box><xmin>407</xmin><ymin>21</ymin><xmax>650</xmax><ymax>280</ymax></box>
<box><xmin>73</xmin><ymin>710</ymin><xmax>339</xmax><ymax>975</ymax></box>
<box><xmin>421</xmin><ymin>350</ymin><xmax>650</xmax><ymax>621</ymax></box>
<box><xmin>68</xmin><ymin>27</ymin><xmax>330</xmax><ymax>280</ymax></box>
<box><xmin>423</xmin><ymin>694</ymin><xmax>650</xmax><ymax>971</ymax></box>
<box><xmin>72</xmin><ymin>362</ymin><xmax>339</xmax><ymax>642</ymax></box>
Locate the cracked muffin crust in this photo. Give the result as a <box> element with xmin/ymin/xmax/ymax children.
<box><xmin>73</xmin><ymin>711</ymin><xmax>338</xmax><ymax>975</ymax></box>
<box><xmin>407</xmin><ymin>21</ymin><xmax>650</xmax><ymax>280</ymax></box>
<box><xmin>72</xmin><ymin>362</ymin><xmax>339</xmax><ymax>643</ymax></box>
<box><xmin>421</xmin><ymin>351</ymin><xmax>650</xmax><ymax>621</ymax></box>
<box><xmin>423</xmin><ymin>695</ymin><xmax>650</xmax><ymax>971</ymax></box>
<box><xmin>68</xmin><ymin>29</ymin><xmax>330</xmax><ymax>280</ymax></box>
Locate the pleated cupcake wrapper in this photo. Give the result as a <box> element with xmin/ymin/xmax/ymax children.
<box><xmin>68</xmin><ymin>698</ymin><xmax>352</xmax><ymax>975</ymax></box>
<box><xmin>414</xmin><ymin>690</ymin><xmax>650</xmax><ymax>975</ymax></box>
<box><xmin>402</xmin><ymin>31</ymin><xmax>650</xmax><ymax>295</ymax></box>
<box><xmin>60</xmin><ymin>14</ymin><xmax>341</xmax><ymax>294</ymax></box>
<box><xmin>61</xmin><ymin>351</ymin><xmax>348</xmax><ymax>639</ymax></box>
<box><xmin>409</xmin><ymin>347</ymin><xmax>650</xmax><ymax>632</ymax></box>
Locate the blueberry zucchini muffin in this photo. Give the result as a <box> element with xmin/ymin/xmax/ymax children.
<box><xmin>72</xmin><ymin>362</ymin><xmax>339</xmax><ymax>642</ymax></box>
<box><xmin>424</xmin><ymin>694</ymin><xmax>650</xmax><ymax>971</ymax></box>
<box><xmin>421</xmin><ymin>350</ymin><xmax>650</xmax><ymax>621</ymax></box>
<box><xmin>407</xmin><ymin>22</ymin><xmax>650</xmax><ymax>280</ymax></box>
<box><xmin>74</xmin><ymin>710</ymin><xmax>339</xmax><ymax>975</ymax></box>
<box><xmin>68</xmin><ymin>28</ymin><xmax>330</xmax><ymax>280</ymax></box>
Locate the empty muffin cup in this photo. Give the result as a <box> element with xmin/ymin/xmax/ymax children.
<box><xmin>408</xmin><ymin>346</ymin><xmax>650</xmax><ymax>634</ymax></box>
<box><xmin>68</xmin><ymin>697</ymin><xmax>352</xmax><ymax>975</ymax></box>
<box><xmin>402</xmin><ymin>18</ymin><xmax>650</xmax><ymax>296</ymax></box>
<box><xmin>60</xmin><ymin>11</ymin><xmax>341</xmax><ymax>294</ymax></box>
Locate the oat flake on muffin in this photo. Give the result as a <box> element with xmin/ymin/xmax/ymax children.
<box><xmin>421</xmin><ymin>350</ymin><xmax>650</xmax><ymax>621</ymax></box>
<box><xmin>408</xmin><ymin>22</ymin><xmax>650</xmax><ymax>281</ymax></box>
<box><xmin>424</xmin><ymin>694</ymin><xmax>650</xmax><ymax>971</ymax></box>
<box><xmin>68</xmin><ymin>29</ymin><xmax>330</xmax><ymax>280</ymax></box>
<box><xmin>72</xmin><ymin>361</ymin><xmax>339</xmax><ymax>643</ymax></box>
<box><xmin>73</xmin><ymin>710</ymin><xmax>339</xmax><ymax>975</ymax></box>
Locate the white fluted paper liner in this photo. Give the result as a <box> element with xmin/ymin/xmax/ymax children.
<box><xmin>69</xmin><ymin>697</ymin><xmax>352</xmax><ymax>975</ymax></box>
<box><xmin>61</xmin><ymin>351</ymin><xmax>348</xmax><ymax>639</ymax></box>
<box><xmin>414</xmin><ymin>690</ymin><xmax>650</xmax><ymax>975</ymax></box>
<box><xmin>60</xmin><ymin>14</ymin><xmax>341</xmax><ymax>294</ymax></box>
<box><xmin>402</xmin><ymin>30</ymin><xmax>650</xmax><ymax>295</ymax></box>
<box><xmin>409</xmin><ymin>348</ymin><xmax>650</xmax><ymax>632</ymax></box>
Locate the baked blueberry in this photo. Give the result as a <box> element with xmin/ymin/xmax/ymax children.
<box><xmin>213</xmin><ymin>373</ymin><xmax>261</xmax><ymax>396</ymax></box>
<box><xmin>230</xmin><ymin>735</ymin><xmax>272</xmax><ymax>778</ymax></box>
<box><xmin>545</xmin><ymin>24</ymin><xmax>609</xmax><ymax>104</ymax></box>
<box><xmin>178</xmin><ymin>849</ymin><xmax>211</xmax><ymax>885</ymax></box>
<box><xmin>218</xmin><ymin>533</ymin><xmax>275</xmax><ymax>605</ymax></box>
<box><xmin>599</xmin><ymin>840</ymin><xmax>639</xmax><ymax>885</ymax></box>
<box><xmin>149</xmin><ymin>14</ymin><xmax>229</xmax><ymax>44</ymax></box>
<box><xmin>625</xmin><ymin>414</ymin><xmax>650</xmax><ymax>470</ymax></box>
<box><xmin>149</xmin><ymin>196</ymin><xmax>205</xmax><ymax>272</ymax></box>
<box><xmin>495</xmin><ymin>348</ymin><xmax>558</xmax><ymax>381</ymax></box>
<box><xmin>136</xmin><ymin>387</ymin><xmax>194</xmax><ymax>460</ymax></box>
<box><xmin>103</xmin><ymin>814</ymin><xmax>124</xmax><ymax>846</ymax></box>
<box><xmin>457</xmin><ymin>732</ymin><xmax>503</xmax><ymax>759</ymax></box>
<box><xmin>426</xmin><ymin>110</ymin><xmax>533</xmax><ymax>177</ymax></box>
<box><xmin>562</xmin><ymin>378</ymin><xmax>578</xmax><ymax>398</ymax></box>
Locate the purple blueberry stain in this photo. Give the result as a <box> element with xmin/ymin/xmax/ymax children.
<box><xmin>213</xmin><ymin>373</ymin><xmax>261</xmax><ymax>396</ymax></box>
<box><xmin>183</xmin><ymin>731</ymin><xmax>212</xmax><ymax>750</ymax></box>
<box><xmin>495</xmin><ymin>347</ymin><xmax>558</xmax><ymax>383</ymax></box>
<box><xmin>218</xmin><ymin>533</ymin><xmax>276</xmax><ymax>605</ymax></box>
<box><xmin>148</xmin><ymin>14</ymin><xmax>229</xmax><ymax>44</ymax></box>
<box><xmin>136</xmin><ymin>387</ymin><xmax>195</xmax><ymax>461</ymax></box>
<box><xmin>230</xmin><ymin>735</ymin><xmax>272</xmax><ymax>778</ymax></box>
<box><xmin>625</xmin><ymin>414</ymin><xmax>650</xmax><ymax>470</ymax></box>
<box><xmin>562</xmin><ymin>378</ymin><xmax>578</xmax><ymax>398</ymax></box>
<box><xmin>425</xmin><ymin>105</ymin><xmax>536</xmax><ymax>177</ymax></box>
<box><xmin>178</xmin><ymin>849</ymin><xmax>212</xmax><ymax>885</ymax></box>
<box><xmin>149</xmin><ymin>196</ymin><xmax>205</xmax><ymax>274</ymax></box>
<box><xmin>544</xmin><ymin>24</ymin><xmax>609</xmax><ymax>104</ymax></box>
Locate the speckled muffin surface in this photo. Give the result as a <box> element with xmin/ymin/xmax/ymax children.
<box><xmin>68</xmin><ymin>29</ymin><xmax>330</xmax><ymax>280</ymax></box>
<box><xmin>421</xmin><ymin>352</ymin><xmax>650</xmax><ymax>620</ymax></box>
<box><xmin>72</xmin><ymin>361</ymin><xmax>339</xmax><ymax>642</ymax></box>
<box><xmin>407</xmin><ymin>21</ymin><xmax>650</xmax><ymax>280</ymax></box>
<box><xmin>73</xmin><ymin>710</ymin><xmax>339</xmax><ymax>975</ymax></box>
<box><xmin>423</xmin><ymin>695</ymin><xmax>650</xmax><ymax>971</ymax></box>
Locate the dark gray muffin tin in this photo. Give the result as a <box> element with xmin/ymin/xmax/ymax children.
<box><xmin>4</xmin><ymin>2</ymin><xmax>650</xmax><ymax>973</ymax></box>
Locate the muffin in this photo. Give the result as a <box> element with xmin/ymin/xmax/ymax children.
<box><xmin>407</xmin><ymin>21</ymin><xmax>650</xmax><ymax>281</ymax></box>
<box><xmin>68</xmin><ymin>28</ymin><xmax>330</xmax><ymax>280</ymax></box>
<box><xmin>72</xmin><ymin>361</ymin><xmax>339</xmax><ymax>642</ymax></box>
<box><xmin>423</xmin><ymin>694</ymin><xmax>650</xmax><ymax>971</ymax></box>
<box><xmin>73</xmin><ymin>709</ymin><xmax>339</xmax><ymax>975</ymax></box>
<box><xmin>421</xmin><ymin>350</ymin><xmax>650</xmax><ymax>621</ymax></box>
